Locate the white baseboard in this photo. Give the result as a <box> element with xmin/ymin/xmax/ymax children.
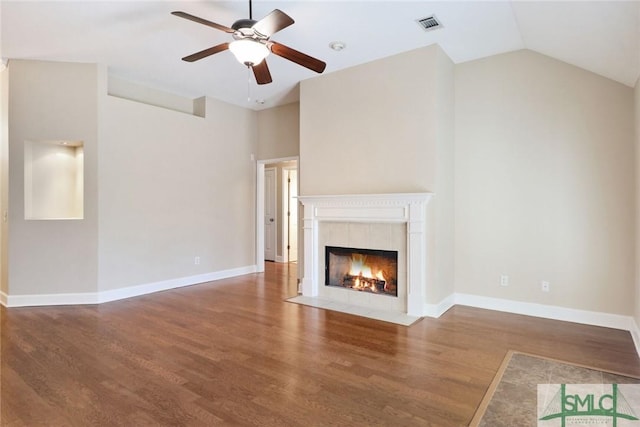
<box><xmin>453</xmin><ymin>293</ymin><xmax>633</xmax><ymax>331</ymax></box>
<box><xmin>4</xmin><ymin>291</ymin><xmax>100</xmax><ymax>307</ymax></box>
<box><xmin>425</xmin><ymin>292</ymin><xmax>636</xmax><ymax>333</ymax></box>
<box><xmin>428</xmin><ymin>293</ymin><xmax>640</xmax><ymax>359</ymax></box>
<box><xmin>0</xmin><ymin>265</ymin><xmax>257</xmax><ymax>308</ymax></box>
<box><xmin>425</xmin><ymin>292</ymin><xmax>639</xmax><ymax>357</ymax></box>
<box><xmin>424</xmin><ymin>293</ymin><xmax>456</xmax><ymax>318</ymax></box>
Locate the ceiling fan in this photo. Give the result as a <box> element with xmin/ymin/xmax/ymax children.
<box><xmin>172</xmin><ymin>1</ymin><xmax>327</xmax><ymax>85</ymax></box>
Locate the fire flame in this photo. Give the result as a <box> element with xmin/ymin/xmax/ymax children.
<box><xmin>348</xmin><ymin>254</ymin><xmax>386</xmax><ymax>292</ymax></box>
<box><xmin>349</xmin><ymin>255</ymin><xmax>370</xmax><ymax>278</ymax></box>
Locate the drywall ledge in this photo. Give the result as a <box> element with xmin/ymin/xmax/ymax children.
<box><xmin>107</xmin><ymin>75</ymin><xmax>205</xmax><ymax>117</ymax></box>
<box><xmin>0</xmin><ymin>265</ymin><xmax>256</xmax><ymax>307</ymax></box>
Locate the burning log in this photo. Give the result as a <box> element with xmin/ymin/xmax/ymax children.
<box><xmin>343</xmin><ymin>274</ymin><xmax>386</xmax><ymax>293</ymax></box>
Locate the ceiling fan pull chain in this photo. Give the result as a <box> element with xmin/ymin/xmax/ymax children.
<box><xmin>247</xmin><ymin>66</ymin><xmax>251</xmax><ymax>102</ymax></box>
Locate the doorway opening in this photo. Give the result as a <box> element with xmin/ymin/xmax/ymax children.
<box><xmin>256</xmin><ymin>157</ymin><xmax>299</xmax><ymax>273</ymax></box>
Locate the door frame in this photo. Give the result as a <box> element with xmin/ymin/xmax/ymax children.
<box><xmin>281</xmin><ymin>166</ymin><xmax>298</xmax><ymax>263</ymax></box>
<box><xmin>256</xmin><ymin>156</ymin><xmax>298</xmax><ymax>273</ymax></box>
<box><xmin>264</xmin><ymin>167</ymin><xmax>277</xmax><ymax>262</ymax></box>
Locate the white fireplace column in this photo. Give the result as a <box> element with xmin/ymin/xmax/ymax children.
<box><xmin>298</xmin><ymin>193</ymin><xmax>433</xmax><ymax>317</ymax></box>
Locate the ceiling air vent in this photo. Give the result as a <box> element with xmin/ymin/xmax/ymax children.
<box><xmin>416</xmin><ymin>15</ymin><xmax>442</xmax><ymax>32</ymax></box>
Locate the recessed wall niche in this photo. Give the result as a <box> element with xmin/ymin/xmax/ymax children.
<box><xmin>24</xmin><ymin>140</ymin><xmax>84</xmax><ymax>220</ymax></box>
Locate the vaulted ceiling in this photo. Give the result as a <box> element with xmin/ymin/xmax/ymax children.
<box><xmin>2</xmin><ymin>1</ymin><xmax>638</xmax><ymax>110</ymax></box>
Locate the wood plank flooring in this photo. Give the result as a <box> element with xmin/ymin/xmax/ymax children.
<box><xmin>2</xmin><ymin>262</ymin><xmax>639</xmax><ymax>426</ymax></box>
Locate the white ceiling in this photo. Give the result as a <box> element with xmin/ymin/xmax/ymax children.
<box><xmin>2</xmin><ymin>1</ymin><xmax>639</xmax><ymax>110</ymax></box>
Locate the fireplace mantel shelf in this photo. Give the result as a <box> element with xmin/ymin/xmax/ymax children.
<box><xmin>298</xmin><ymin>192</ymin><xmax>433</xmax><ymax>318</ymax></box>
<box><xmin>298</xmin><ymin>193</ymin><xmax>433</xmax><ymax>224</ymax></box>
<box><xmin>298</xmin><ymin>193</ymin><xmax>433</xmax><ymax>207</ymax></box>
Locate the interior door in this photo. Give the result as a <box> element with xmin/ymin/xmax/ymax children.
<box><xmin>287</xmin><ymin>169</ymin><xmax>298</xmax><ymax>262</ymax></box>
<box><xmin>264</xmin><ymin>167</ymin><xmax>277</xmax><ymax>262</ymax></box>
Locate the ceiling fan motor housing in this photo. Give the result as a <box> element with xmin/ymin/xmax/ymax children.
<box><xmin>232</xmin><ymin>19</ymin><xmax>257</xmax><ymax>30</ymax></box>
<box><xmin>232</xmin><ymin>19</ymin><xmax>269</xmax><ymax>42</ymax></box>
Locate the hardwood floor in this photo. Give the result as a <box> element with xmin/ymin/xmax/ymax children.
<box><xmin>2</xmin><ymin>262</ymin><xmax>639</xmax><ymax>426</ymax></box>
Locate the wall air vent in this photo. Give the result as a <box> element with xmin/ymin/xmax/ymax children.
<box><xmin>416</xmin><ymin>15</ymin><xmax>442</xmax><ymax>32</ymax></box>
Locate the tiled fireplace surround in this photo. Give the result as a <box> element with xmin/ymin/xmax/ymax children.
<box><xmin>296</xmin><ymin>193</ymin><xmax>432</xmax><ymax>324</ymax></box>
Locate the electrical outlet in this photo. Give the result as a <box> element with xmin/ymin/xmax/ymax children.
<box><xmin>194</xmin><ymin>256</ymin><xmax>200</xmax><ymax>265</ymax></box>
<box><xmin>500</xmin><ymin>275</ymin><xmax>509</xmax><ymax>287</ymax></box>
<box><xmin>541</xmin><ymin>281</ymin><xmax>550</xmax><ymax>292</ymax></box>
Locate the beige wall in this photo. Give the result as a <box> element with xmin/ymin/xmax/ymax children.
<box><xmin>4</xmin><ymin>49</ymin><xmax>636</xmax><ymax>322</ymax></box>
<box><xmin>258</xmin><ymin>103</ymin><xmax>300</xmax><ymax>266</ymax></box>
<box><xmin>300</xmin><ymin>46</ymin><xmax>439</xmax><ymax>196</ymax></box>
<box><xmin>635</xmin><ymin>77</ymin><xmax>640</xmax><ymax>327</ymax></box>
<box><xmin>5</xmin><ymin>59</ymin><xmax>258</xmax><ymax>298</ymax></box>
<box><xmin>0</xmin><ymin>67</ymin><xmax>7</xmax><ymax>295</ymax></box>
<box><xmin>257</xmin><ymin>102</ymin><xmax>299</xmax><ymax>160</ymax></box>
<box><xmin>8</xmin><ymin>59</ymin><xmax>99</xmax><ymax>295</ymax></box>
<box><xmin>432</xmin><ymin>47</ymin><xmax>455</xmax><ymax>303</ymax></box>
<box><xmin>0</xmin><ymin>0</ymin><xmax>4</xmax><ymax>297</ymax></box>
<box><xmin>300</xmin><ymin>45</ymin><xmax>455</xmax><ymax>304</ymax></box>
<box><xmin>455</xmin><ymin>50</ymin><xmax>635</xmax><ymax>315</ymax></box>
<box><xmin>98</xmin><ymin>95</ymin><xmax>257</xmax><ymax>291</ymax></box>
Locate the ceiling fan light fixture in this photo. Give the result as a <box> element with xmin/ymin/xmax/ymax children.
<box><xmin>229</xmin><ymin>39</ymin><xmax>269</xmax><ymax>66</ymax></box>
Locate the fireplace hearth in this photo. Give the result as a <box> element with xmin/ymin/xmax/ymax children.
<box><xmin>325</xmin><ymin>246</ymin><xmax>398</xmax><ymax>296</ymax></box>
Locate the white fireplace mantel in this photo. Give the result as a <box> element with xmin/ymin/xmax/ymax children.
<box><xmin>297</xmin><ymin>193</ymin><xmax>433</xmax><ymax>317</ymax></box>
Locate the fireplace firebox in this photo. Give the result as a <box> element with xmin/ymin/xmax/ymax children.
<box><xmin>325</xmin><ymin>246</ymin><xmax>398</xmax><ymax>297</ymax></box>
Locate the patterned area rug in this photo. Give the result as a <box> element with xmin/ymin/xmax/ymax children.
<box><xmin>470</xmin><ymin>351</ymin><xmax>640</xmax><ymax>427</ymax></box>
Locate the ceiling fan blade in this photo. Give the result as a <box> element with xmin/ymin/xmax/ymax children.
<box><xmin>172</xmin><ymin>11</ymin><xmax>235</xmax><ymax>34</ymax></box>
<box><xmin>269</xmin><ymin>42</ymin><xmax>326</xmax><ymax>74</ymax></box>
<box><xmin>182</xmin><ymin>43</ymin><xmax>229</xmax><ymax>62</ymax></box>
<box><xmin>252</xmin><ymin>60</ymin><xmax>273</xmax><ymax>85</ymax></box>
<box><xmin>252</xmin><ymin>9</ymin><xmax>294</xmax><ymax>38</ymax></box>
